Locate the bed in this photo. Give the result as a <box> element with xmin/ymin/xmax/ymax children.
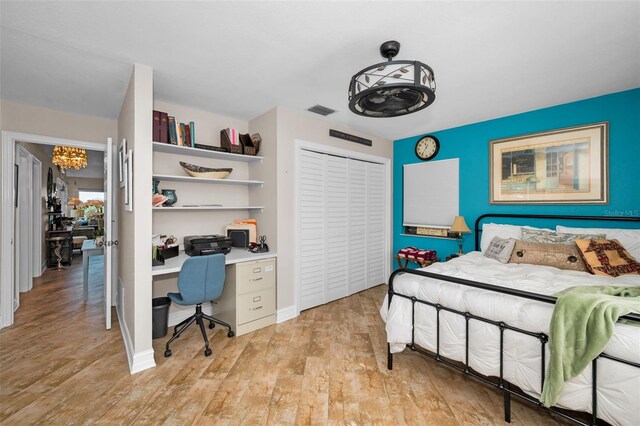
<box><xmin>381</xmin><ymin>214</ymin><xmax>640</xmax><ymax>426</ymax></box>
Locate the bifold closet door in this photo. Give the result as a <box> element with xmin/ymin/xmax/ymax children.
<box><xmin>348</xmin><ymin>159</ymin><xmax>368</xmax><ymax>294</ymax></box>
<box><xmin>299</xmin><ymin>149</ymin><xmax>387</xmax><ymax>311</ymax></box>
<box><xmin>366</xmin><ymin>162</ymin><xmax>386</xmax><ymax>288</ymax></box>
<box><xmin>299</xmin><ymin>150</ymin><xmax>326</xmax><ymax>311</ymax></box>
<box><xmin>324</xmin><ymin>155</ymin><xmax>349</xmax><ymax>303</ymax></box>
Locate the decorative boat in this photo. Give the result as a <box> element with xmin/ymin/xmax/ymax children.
<box><xmin>179</xmin><ymin>162</ymin><xmax>232</xmax><ymax>179</ymax></box>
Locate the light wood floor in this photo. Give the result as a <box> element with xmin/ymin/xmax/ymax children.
<box><xmin>0</xmin><ymin>257</ymin><xmax>568</xmax><ymax>425</ymax></box>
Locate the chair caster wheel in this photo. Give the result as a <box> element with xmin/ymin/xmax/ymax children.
<box><xmin>227</xmin><ymin>331</ymin><xmax>235</xmax><ymax>338</ymax></box>
<box><xmin>208</xmin><ymin>322</ymin><xmax>215</xmax><ymax>329</ymax></box>
<box><xmin>164</xmin><ymin>350</ymin><xmax>172</xmax><ymax>358</ymax></box>
<box><xmin>204</xmin><ymin>348</ymin><xmax>212</xmax><ymax>356</ymax></box>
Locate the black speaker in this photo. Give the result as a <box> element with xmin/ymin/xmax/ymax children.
<box><xmin>227</xmin><ymin>229</ymin><xmax>250</xmax><ymax>248</ymax></box>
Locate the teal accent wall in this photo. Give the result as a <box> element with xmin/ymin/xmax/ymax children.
<box><xmin>393</xmin><ymin>88</ymin><xmax>640</xmax><ymax>262</ymax></box>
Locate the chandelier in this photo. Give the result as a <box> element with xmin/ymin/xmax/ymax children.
<box><xmin>52</xmin><ymin>146</ymin><xmax>87</xmax><ymax>170</ymax></box>
<box><xmin>348</xmin><ymin>40</ymin><xmax>436</xmax><ymax>117</ymax></box>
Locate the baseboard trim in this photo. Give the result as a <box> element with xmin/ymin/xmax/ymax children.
<box><xmin>39</xmin><ymin>260</ymin><xmax>47</xmax><ymax>276</ymax></box>
<box><xmin>276</xmin><ymin>305</ymin><xmax>298</xmax><ymax>323</ymax></box>
<box><xmin>116</xmin><ymin>277</ymin><xmax>156</xmax><ymax>374</ymax></box>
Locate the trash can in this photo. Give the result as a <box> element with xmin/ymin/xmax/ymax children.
<box><xmin>152</xmin><ymin>297</ymin><xmax>171</xmax><ymax>339</ymax></box>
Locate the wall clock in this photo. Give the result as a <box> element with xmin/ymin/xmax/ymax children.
<box><xmin>415</xmin><ymin>135</ymin><xmax>440</xmax><ymax>161</ymax></box>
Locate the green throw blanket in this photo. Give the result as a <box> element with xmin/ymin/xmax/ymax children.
<box><xmin>540</xmin><ymin>286</ymin><xmax>640</xmax><ymax>407</ymax></box>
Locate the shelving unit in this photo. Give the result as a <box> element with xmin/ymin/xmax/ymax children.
<box><xmin>153</xmin><ymin>142</ymin><xmax>263</xmax><ymax>162</ymax></box>
<box><xmin>152</xmin><ymin>174</ymin><xmax>263</xmax><ymax>186</ymax></box>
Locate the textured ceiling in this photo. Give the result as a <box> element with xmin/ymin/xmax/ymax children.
<box><xmin>1</xmin><ymin>1</ymin><xmax>639</xmax><ymax>140</ymax></box>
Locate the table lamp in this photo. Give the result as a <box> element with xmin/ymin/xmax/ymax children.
<box><xmin>450</xmin><ymin>215</ymin><xmax>471</xmax><ymax>255</ymax></box>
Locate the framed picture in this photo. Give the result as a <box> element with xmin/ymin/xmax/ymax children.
<box><xmin>490</xmin><ymin>122</ymin><xmax>608</xmax><ymax>204</ymax></box>
<box><xmin>118</xmin><ymin>138</ymin><xmax>127</xmax><ymax>187</ymax></box>
<box><xmin>124</xmin><ymin>149</ymin><xmax>133</xmax><ymax>211</ymax></box>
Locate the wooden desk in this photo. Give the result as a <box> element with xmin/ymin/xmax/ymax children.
<box><xmin>82</xmin><ymin>239</ymin><xmax>104</xmax><ymax>300</ymax></box>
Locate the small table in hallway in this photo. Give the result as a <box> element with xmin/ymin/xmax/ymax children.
<box><xmin>82</xmin><ymin>239</ymin><xmax>104</xmax><ymax>301</ymax></box>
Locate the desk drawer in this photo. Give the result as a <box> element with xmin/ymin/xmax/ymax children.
<box><xmin>237</xmin><ymin>259</ymin><xmax>275</xmax><ymax>294</ymax></box>
<box><xmin>238</xmin><ymin>288</ymin><xmax>275</xmax><ymax>324</ymax></box>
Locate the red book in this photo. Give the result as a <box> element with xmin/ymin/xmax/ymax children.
<box><xmin>159</xmin><ymin>112</ymin><xmax>169</xmax><ymax>143</ymax></box>
<box><xmin>152</xmin><ymin>110</ymin><xmax>160</xmax><ymax>142</ymax></box>
<box><xmin>184</xmin><ymin>123</ymin><xmax>192</xmax><ymax>147</ymax></box>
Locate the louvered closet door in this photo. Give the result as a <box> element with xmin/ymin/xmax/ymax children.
<box><xmin>348</xmin><ymin>159</ymin><xmax>368</xmax><ymax>294</ymax></box>
<box><xmin>299</xmin><ymin>150</ymin><xmax>326</xmax><ymax>311</ymax></box>
<box><xmin>325</xmin><ymin>155</ymin><xmax>349</xmax><ymax>303</ymax></box>
<box><xmin>366</xmin><ymin>162</ymin><xmax>386</xmax><ymax>288</ymax></box>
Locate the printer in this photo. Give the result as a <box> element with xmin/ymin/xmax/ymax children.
<box><xmin>184</xmin><ymin>235</ymin><xmax>233</xmax><ymax>256</ymax></box>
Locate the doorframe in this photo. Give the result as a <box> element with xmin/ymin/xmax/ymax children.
<box><xmin>15</xmin><ymin>144</ymin><xmax>33</xmax><ymax>295</ymax></box>
<box><xmin>31</xmin><ymin>157</ymin><xmax>43</xmax><ymax>277</ymax></box>
<box><xmin>1</xmin><ymin>131</ymin><xmax>106</xmax><ymax>329</ymax></box>
<box><xmin>293</xmin><ymin>139</ymin><xmax>392</xmax><ymax>317</ymax></box>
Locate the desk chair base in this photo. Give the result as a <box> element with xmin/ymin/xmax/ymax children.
<box><xmin>164</xmin><ymin>304</ymin><xmax>234</xmax><ymax>358</ymax></box>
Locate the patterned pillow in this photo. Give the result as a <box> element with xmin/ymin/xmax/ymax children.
<box><xmin>521</xmin><ymin>228</ymin><xmax>606</xmax><ymax>244</ymax></box>
<box><xmin>575</xmin><ymin>239</ymin><xmax>640</xmax><ymax>277</ymax></box>
<box><xmin>509</xmin><ymin>241</ymin><xmax>588</xmax><ymax>272</ymax></box>
<box><xmin>483</xmin><ymin>237</ymin><xmax>516</xmax><ymax>263</ymax></box>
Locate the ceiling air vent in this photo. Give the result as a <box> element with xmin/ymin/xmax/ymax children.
<box><xmin>307</xmin><ymin>105</ymin><xmax>336</xmax><ymax>116</ymax></box>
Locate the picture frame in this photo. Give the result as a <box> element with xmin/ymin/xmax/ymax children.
<box><xmin>124</xmin><ymin>149</ymin><xmax>133</xmax><ymax>211</ymax></box>
<box><xmin>118</xmin><ymin>138</ymin><xmax>127</xmax><ymax>187</ymax></box>
<box><xmin>490</xmin><ymin>122</ymin><xmax>608</xmax><ymax>204</ymax></box>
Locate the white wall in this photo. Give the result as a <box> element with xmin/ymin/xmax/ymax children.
<box><xmin>117</xmin><ymin>64</ymin><xmax>154</xmax><ymax>373</ymax></box>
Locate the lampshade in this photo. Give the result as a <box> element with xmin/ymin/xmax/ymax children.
<box><xmin>450</xmin><ymin>216</ymin><xmax>471</xmax><ymax>234</ymax></box>
<box><xmin>348</xmin><ymin>40</ymin><xmax>436</xmax><ymax>118</ymax></box>
<box><xmin>52</xmin><ymin>146</ymin><xmax>87</xmax><ymax>170</ymax></box>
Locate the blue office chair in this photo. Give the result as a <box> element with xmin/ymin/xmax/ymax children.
<box><xmin>164</xmin><ymin>254</ymin><xmax>234</xmax><ymax>357</ymax></box>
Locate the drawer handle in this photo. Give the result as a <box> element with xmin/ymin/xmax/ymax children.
<box><xmin>251</xmin><ymin>277</ymin><xmax>263</xmax><ymax>282</ymax></box>
<box><xmin>253</xmin><ymin>268</ymin><xmax>261</xmax><ymax>273</ymax></box>
<box><xmin>253</xmin><ymin>296</ymin><xmax>262</xmax><ymax>302</ymax></box>
<box><xmin>250</xmin><ymin>305</ymin><xmax>263</xmax><ymax>311</ymax></box>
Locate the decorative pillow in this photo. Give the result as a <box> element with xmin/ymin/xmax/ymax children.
<box><xmin>521</xmin><ymin>228</ymin><xmax>606</xmax><ymax>244</ymax></box>
<box><xmin>574</xmin><ymin>239</ymin><xmax>640</xmax><ymax>277</ymax></box>
<box><xmin>509</xmin><ymin>241</ymin><xmax>588</xmax><ymax>272</ymax></box>
<box><xmin>557</xmin><ymin>226</ymin><xmax>640</xmax><ymax>260</ymax></box>
<box><xmin>480</xmin><ymin>224</ymin><xmax>553</xmax><ymax>253</ymax></box>
<box><xmin>483</xmin><ymin>237</ymin><xmax>517</xmax><ymax>263</ymax></box>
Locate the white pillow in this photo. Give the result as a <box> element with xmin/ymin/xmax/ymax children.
<box><xmin>557</xmin><ymin>225</ymin><xmax>640</xmax><ymax>260</ymax></box>
<box><xmin>480</xmin><ymin>223</ymin><xmax>553</xmax><ymax>253</ymax></box>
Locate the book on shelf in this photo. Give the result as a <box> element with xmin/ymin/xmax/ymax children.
<box><xmin>189</xmin><ymin>121</ymin><xmax>195</xmax><ymax>146</ymax></box>
<box><xmin>159</xmin><ymin>112</ymin><xmax>169</xmax><ymax>143</ymax></box>
<box><xmin>184</xmin><ymin>123</ymin><xmax>192</xmax><ymax>147</ymax></box>
<box><xmin>180</xmin><ymin>123</ymin><xmax>187</xmax><ymax>147</ymax></box>
<box><xmin>152</xmin><ymin>110</ymin><xmax>161</xmax><ymax>142</ymax></box>
<box><xmin>168</xmin><ymin>116</ymin><xmax>177</xmax><ymax>145</ymax></box>
<box><xmin>194</xmin><ymin>143</ymin><xmax>229</xmax><ymax>153</ymax></box>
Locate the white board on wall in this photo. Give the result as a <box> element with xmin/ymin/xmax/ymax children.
<box><xmin>403</xmin><ymin>158</ymin><xmax>459</xmax><ymax>228</ymax></box>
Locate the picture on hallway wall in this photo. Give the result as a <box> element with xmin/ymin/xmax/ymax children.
<box><xmin>490</xmin><ymin>122</ymin><xmax>608</xmax><ymax>204</ymax></box>
<box><xmin>118</xmin><ymin>138</ymin><xmax>127</xmax><ymax>187</ymax></box>
<box><xmin>124</xmin><ymin>149</ymin><xmax>133</xmax><ymax>211</ymax></box>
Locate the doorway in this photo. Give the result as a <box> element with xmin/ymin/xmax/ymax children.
<box><xmin>1</xmin><ymin>132</ymin><xmax>117</xmax><ymax>330</ymax></box>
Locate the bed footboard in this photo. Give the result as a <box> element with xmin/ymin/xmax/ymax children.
<box><xmin>387</xmin><ymin>268</ymin><xmax>640</xmax><ymax>425</ymax></box>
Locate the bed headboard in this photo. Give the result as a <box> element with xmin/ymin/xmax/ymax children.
<box><xmin>474</xmin><ymin>213</ymin><xmax>640</xmax><ymax>251</ymax></box>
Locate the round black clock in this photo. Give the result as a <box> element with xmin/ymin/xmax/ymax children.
<box><xmin>415</xmin><ymin>135</ymin><xmax>440</xmax><ymax>161</ymax></box>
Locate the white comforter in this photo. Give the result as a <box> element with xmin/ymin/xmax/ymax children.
<box><xmin>380</xmin><ymin>252</ymin><xmax>640</xmax><ymax>426</ymax></box>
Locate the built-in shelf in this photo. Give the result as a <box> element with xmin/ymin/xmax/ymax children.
<box><xmin>152</xmin><ymin>174</ymin><xmax>263</xmax><ymax>186</ymax></box>
<box><xmin>153</xmin><ymin>142</ymin><xmax>263</xmax><ymax>163</ymax></box>
<box><xmin>400</xmin><ymin>233</ymin><xmax>459</xmax><ymax>240</ymax></box>
<box><xmin>153</xmin><ymin>206</ymin><xmax>264</xmax><ymax>212</ymax></box>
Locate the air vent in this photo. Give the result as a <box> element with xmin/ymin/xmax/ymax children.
<box><xmin>307</xmin><ymin>105</ymin><xmax>336</xmax><ymax>116</ymax></box>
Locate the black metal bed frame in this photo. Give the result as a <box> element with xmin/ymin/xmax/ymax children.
<box><xmin>387</xmin><ymin>213</ymin><xmax>640</xmax><ymax>425</ymax></box>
